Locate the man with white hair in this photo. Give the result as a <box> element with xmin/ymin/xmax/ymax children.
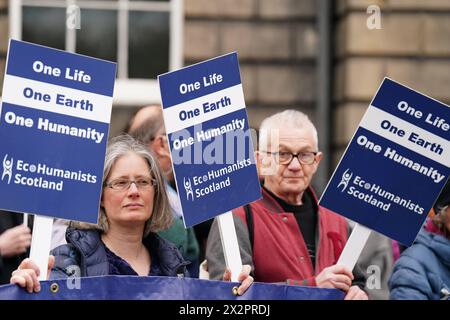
<box><xmin>206</xmin><ymin>109</ymin><xmax>368</xmax><ymax>299</ymax></box>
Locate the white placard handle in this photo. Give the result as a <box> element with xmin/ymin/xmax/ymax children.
<box><xmin>217</xmin><ymin>211</ymin><xmax>243</xmax><ymax>282</ymax></box>
<box><xmin>29</xmin><ymin>215</ymin><xmax>53</xmax><ymax>280</ymax></box>
<box><xmin>337</xmin><ymin>223</ymin><xmax>371</xmax><ymax>271</ymax></box>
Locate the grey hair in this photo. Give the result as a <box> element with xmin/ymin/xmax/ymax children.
<box><xmin>72</xmin><ymin>134</ymin><xmax>172</xmax><ymax>236</ymax></box>
<box><xmin>258</xmin><ymin>109</ymin><xmax>319</xmax><ymax>151</ymax></box>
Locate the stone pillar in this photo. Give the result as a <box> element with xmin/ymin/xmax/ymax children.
<box><xmin>0</xmin><ymin>0</ymin><xmax>8</xmax><ymax>96</ymax></box>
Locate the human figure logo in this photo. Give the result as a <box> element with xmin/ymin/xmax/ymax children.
<box><xmin>2</xmin><ymin>154</ymin><xmax>13</xmax><ymax>184</ymax></box>
<box><xmin>337</xmin><ymin>168</ymin><xmax>352</xmax><ymax>192</ymax></box>
<box><xmin>184</xmin><ymin>177</ymin><xmax>194</xmax><ymax>201</ymax></box>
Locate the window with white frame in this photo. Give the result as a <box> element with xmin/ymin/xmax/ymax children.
<box><xmin>9</xmin><ymin>0</ymin><xmax>184</xmax><ymax>106</ymax></box>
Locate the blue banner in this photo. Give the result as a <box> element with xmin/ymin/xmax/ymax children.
<box><xmin>0</xmin><ymin>276</ymin><xmax>345</xmax><ymax>300</ymax></box>
<box><xmin>320</xmin><ymin>78</ymin><xmax>450</xmax><ymax>246</ymax></box>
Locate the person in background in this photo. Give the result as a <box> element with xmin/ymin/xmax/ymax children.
<box><xmin>0</xmin><ymin>212</ymin><xmax>32</xmax><ymax>284</ymax></box>
<box><xmin>10</xmin><ymin>135</ymin><xmax>253</xmax><ymax>294</ymax></box>
<box><xmin>389</xmin><ymin>181</ymin><xmax>450</xmax><ymax>300</ymax></box>
<box><xmin>354</xmin><ymin>228</ymin><xmax>394</xmax><ymax>300</ymax></box>
<box><xmin>206</xmin><ymin>110</ymin><xmax>367</xmax><ymax>300</ymax></box>
<box><xmin>127</xmin><ymin>105</ymin><xmax>200</xmax><ymax>277</ymax></box>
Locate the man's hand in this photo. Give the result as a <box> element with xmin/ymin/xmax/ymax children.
<box><xmin>223</xmin><ymin>264</ymin><xmax>254</xmax><ymax>295</ymax></box>
<box><xmin>315</xmin><ymin>265</ymin><xmax>353</xmax><ymax>292</ymax></box>
<box><xmin>10</xmin><ymin>256</ymin><xmax>55</xmax><ymax>293</ymax></box>
<box><xmin>0</xmin><ymin>225</ymin><xmax>32</xmax><ymax>257</ymax></box>
<box><xmin>344</xmin><ymin>285</ymin><xmax>369</xmax><ymax>300</ymax></box>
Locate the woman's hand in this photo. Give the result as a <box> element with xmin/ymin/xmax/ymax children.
<box><xmin>222</xmin><ymin>264</ymin><xmax>254</xmax><ymax>295</ymax></box>
<box><xmin>10</xmin><ymin>256</ymin><xmax>55</xmax><ymax>293</ymax></box>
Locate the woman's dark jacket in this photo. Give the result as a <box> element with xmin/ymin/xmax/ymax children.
<box><xmin>50</xmin><ymin>227</ymin><xmax>188</xmax><ymax>279</ymax></box>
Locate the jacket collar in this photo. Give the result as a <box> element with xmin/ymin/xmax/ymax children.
<box><xmin>66</xmin><ymin>228</ymin><xmax>109</xmax><ymax>277</ymax></box>
<box><xmin>260</xmin><ymin>186</ymin><xmax>319</xmax><ymax>214</ymax></box>
<box><xmin>143</xmin><ymin>233</ymin><xmax>189</xmax><ymax>276</ymax></box>
<box><xmin>66</xmin><ymin>228</ymin><xmax>188</xmax><ymax>277</ymax></box>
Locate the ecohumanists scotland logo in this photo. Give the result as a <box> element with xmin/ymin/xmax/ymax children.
<box><xmin>2</xmin><ymin>154</ymin><xmax>13</xmax><ymax>184</ymax></box>
<box><xmin>337</xmin><ymin>168</ymin><xmax>353</xmax><ymax>192</ymax></box>
<box><xmin>183</xmin><ymin>177</ymin><xmax>194</xmax><ymax>201</ymax></box>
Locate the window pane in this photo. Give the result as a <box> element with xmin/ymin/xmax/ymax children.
<box><xmin>76</xmin><ymin>9</ymin><xmax>117</xmax><ymax>63</ymax></box>
<box><xmin>128</xmin><ymin>11</ymin><xmax>169</xmax><ymax>79</ymax></box>
<box><xmin>22</xmin><ymin>7</ymin><xmax>65</xmax><ymax>50</ymax></box>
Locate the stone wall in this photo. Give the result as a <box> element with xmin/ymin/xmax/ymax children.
<box><xmin>184</xmin><ymin>0</ymin><xmax>318</xmax><ymax>129</ymax></box>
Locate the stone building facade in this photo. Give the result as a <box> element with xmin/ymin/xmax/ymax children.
<box><xmin>0</xmin><ymin>0</ymin><xmax>449</xmax><ymax>187</ymax></box>
<box><xmin>334</xmin><ymin>0</ymin><xmax>450</xmax><ymax>165</ymax></box>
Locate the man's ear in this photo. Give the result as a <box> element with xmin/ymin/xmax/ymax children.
<box><xmin>256</xmin><ymin>150</ymin><xmax>270</xmax><ymax>168</ymax></box>
<box><xmin>255</xmin><ymin>150</ymin><xmax>262</xmax><ymax>166</ymax></box>
<box><xmin>314</xmin><ymin>151</ymin><xmax>323</xmax><ymax>172</ymax></box>
<box><xmin>255</xmin><ymin>151</ymin><xmax>265</xmax><ymax>181</ymax></box>
<box><xmin>314</xmin><ymin>151</ymin><xmax>323</xmax><ymax>167</ymax></box>
<box><xmin>257</xmin><ymin>150</ymin><xmax>276</xmax><ymax>176</ymax></box>
<box><xmin>150</xmin><ymin>136</ymin><xmax>166</xmax><ymax>157</ymax></box>
<box><xmin>158</xmin><ymin>135</ymin><xmax>171</xmax><ymax>157</ymax></box>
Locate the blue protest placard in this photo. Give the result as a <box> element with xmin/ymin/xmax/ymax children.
<box><xmin>0</xmin><ymin>40</ymin><xmax>116</xmax><ymax>223</ymax></box>
<box><xmin>158</xmin><ymin>52</ymin><xmax>261</xmax><ymax>227</ymax></box>
<box><xmin>320</xmin><ymin>78</ymin><xmax>450</xmax><ymax>246</ymax></box>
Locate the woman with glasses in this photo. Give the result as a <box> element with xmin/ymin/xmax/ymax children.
<box><xmin>10</xmin><ymin>135</ymin><xmax>253</xmax><ymax>295</ymax></box>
